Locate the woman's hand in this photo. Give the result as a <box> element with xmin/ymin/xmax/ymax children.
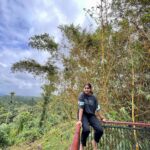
<box><xmin>101</xmin><ymin>118</ymin><xmax>106</xmax><ymax>122</ymax></box>
<box><xmin>76</xmin><ymin>120</ymin><xmax>82</xmax><ymax>126</ymax></box>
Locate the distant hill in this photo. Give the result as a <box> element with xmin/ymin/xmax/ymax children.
<box><xmin>0</xmin><ymin>95</ymin><xmax>41</xmax><ymax>106</ymax></box>
<box><xmin>0</xmin><ymin>93</ymin><xmax>5</xmax><ymax>96</ymax></box>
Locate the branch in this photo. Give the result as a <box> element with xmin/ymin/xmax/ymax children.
<box><xmin>29</xmin><ymin>33</ymin><xmax>58</xmax><ymax>53</ymax></box>
<box><xmin>11</xmin><ymin>59</ymin><xmax>57</xmax><ymax>76</ymax></box>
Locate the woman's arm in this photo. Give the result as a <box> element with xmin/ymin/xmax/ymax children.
<box><xmin>96</xmin><ymin>111</ymin><xmax>106</xmax><ymax>121</ymax></box>
<box><xmin>77</xmin><ymin>92</ymin><xmax>84</xmax><ymax>126</ymax></box>
<box><xmin>95</xmin><ymin>96</ymin><xmax>106</xmax><ymax>121</ymax></box>
<box><xmin>76</xmin><ymin>108</ymin><xmax>83</xmax><ymax>126</ymax></box>
<box><xmin>78</xmin><ymin>108</ymin><xmax>83</xmax><ymax>121</ymax></box>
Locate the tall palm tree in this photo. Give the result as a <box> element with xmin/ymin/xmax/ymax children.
<box><xmin>10</xmin><ymin>92</ymin><xmax>15</xmax><ymax>103</ymax></box>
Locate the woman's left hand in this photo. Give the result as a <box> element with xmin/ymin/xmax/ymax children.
<box><xmin>101</xmin><ymin>118</ymin><xmax>106</xmax><ymax>122</ymax></box>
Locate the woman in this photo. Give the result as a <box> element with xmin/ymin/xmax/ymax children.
<box><xmin>76</xmin><ymin>83</ymin><xmax>106</xmax><ymax>150</ymax></box>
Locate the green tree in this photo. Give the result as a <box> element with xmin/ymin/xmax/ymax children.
<box><xmin>11</xmin><ymin>33</ymin><xmax>59</xmax><ymax>128</ymax></box>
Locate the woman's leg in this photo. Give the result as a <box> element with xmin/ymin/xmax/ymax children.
<box><xmin>80</xmin><ymin>114</ymin><xmax>90</xmax><ymax>149</ymax></box>
<box><xmin>89</xmin><ymin>115</ymin><xmax>103</xmax><ymax>149</ymax></box>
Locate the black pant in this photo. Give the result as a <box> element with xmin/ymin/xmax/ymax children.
<box><xmin>81</xmin><ymin>113</ymin><xmax>103</xmax><ymax>146</ymax></box>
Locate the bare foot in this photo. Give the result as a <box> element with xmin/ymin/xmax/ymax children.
<box><xmin>80</xmin><ymin>143</ymin><xmax>84</xmax><ymax>150</ymax></box>
<box><xmin>37</xmin><ymin>144</ymin><xmax>42</xmax><ymax>150</ymax></box>
<box><xmin>92</xmin><ymin>140</ymin><xmax>98</xmax><ymax>150</ymax></box>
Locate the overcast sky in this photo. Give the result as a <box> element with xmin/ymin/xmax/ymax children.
<box><xmin>0</xmin><ymin>0</ymin><xmax>99</xmax><ymax>96</ymax></box>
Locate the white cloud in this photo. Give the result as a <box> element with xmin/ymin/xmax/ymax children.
<box><xmin>0</xmin><ymin>47</ymin><xmax>49</xmax><ymax>96</ymax></box>
<box><xmin>0</xmin><ymin>62</ymin><xmax>8</xmax><ymax>68</ymax></box>
<box><xmin>0</xmin><ymin>0</ymin><xmax>100</xmax><ymax>96</ymax></box>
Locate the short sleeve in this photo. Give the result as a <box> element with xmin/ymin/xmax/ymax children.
<box><xmin>78</xmin><ymin>92</ymin><xmax>85</xmax><ymax>109</ymax></box>
<box><xmin>95</xmin><ymin>97</ymin><xmax>100</xmax><ymax>112</ymax></box>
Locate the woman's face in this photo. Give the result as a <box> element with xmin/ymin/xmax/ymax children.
<box><xmin>84</xmin><ymin>85</ymin><xmax>91</xmax><ymax>95</ymax></box>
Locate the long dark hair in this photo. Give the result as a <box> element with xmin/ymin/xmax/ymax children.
<box><xmin>83</xmin><ymin>83</ymin><xmax>93</xmax><ymax>94</ymax></box>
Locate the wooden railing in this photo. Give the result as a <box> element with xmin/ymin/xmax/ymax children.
<box><xmin>69</xmin><ymin>123</ymin><xmax>81</xmax><ymax>150</ymax></box>
<box><xmin>102</xmin><ymin>120</ymin><xmax>150</xmax><ymax>127</ymax></box>
<box><xmin>69</xmin><ymin>121</ymin><xmax>150</xmax><ymax>150</ymax></box>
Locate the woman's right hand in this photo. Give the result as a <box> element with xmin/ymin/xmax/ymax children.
<box><xmin>76</xmin><ymin>120</ymin><xmax>82</xmax><ymax>126</ymax></box>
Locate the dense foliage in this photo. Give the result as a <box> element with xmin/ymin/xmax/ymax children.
<box><xmin>0</xmin><ymin>0</ymin><xmax>149</xmax><ymax>149</ymax></box>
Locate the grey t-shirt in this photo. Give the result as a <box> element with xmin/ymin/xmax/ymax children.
<box><xmin>78</xmin><ymin>92</ymin><xmax>100</xmax><ymax>115</ymax></box>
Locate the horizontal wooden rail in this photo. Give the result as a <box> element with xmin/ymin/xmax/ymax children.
<box><xmin>102</xmin><ymin>120</ymin><xmax>150</xmax><ymax>127</ymax></box>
